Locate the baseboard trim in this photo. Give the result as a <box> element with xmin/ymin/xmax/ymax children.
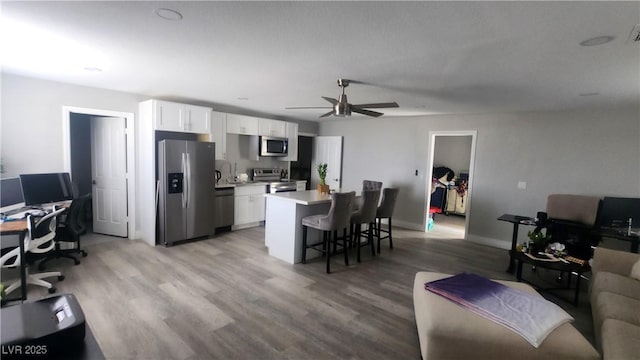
<box><xmin>390</xmin><ymin>219</ymin><xmax>425</xmax><ymax>232</ymax></box>
<box><xmin>466</xmin><ymin>234</ymin><xmax>511</xmax><ymax>250</ymax></box>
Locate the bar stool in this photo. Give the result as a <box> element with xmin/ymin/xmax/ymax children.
<box><xmin>351</xmin><ymin>189</ymin><xmax>381</xmax><ymax>263</ymax></box>
<box><xmin>363</xmin><ymin>180</ymin><xmax>382</xmax><ymax>191</ymax></box>
<box><xmin>375</xmin><ymin>188</ymin><xmax>400</xmax><ymax>253</ymax></box>
<box><xmin>301</xmin><ymin>192</ymin><xmax>355</xmax><ymax>273</ymax></box>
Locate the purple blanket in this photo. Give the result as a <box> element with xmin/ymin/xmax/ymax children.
<box><xmin>425</xmin><ymin>273</ymin><xmax>573</xmax><ymax>348</ymax></box>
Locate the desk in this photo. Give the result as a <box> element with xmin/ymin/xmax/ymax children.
<box><xmin>0</xmin><ymin>220</ymin><xmax>29</xmax><ymax>303</ymax></box>
<box><xmin>497</xmin><ymin>214</ymin><xmax>537</xmax><ymax>273</ymax></box>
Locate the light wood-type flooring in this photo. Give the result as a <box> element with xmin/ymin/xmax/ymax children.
<box><xmin>22</xmin><ymin>226</ymin><xmax>595</xmax><ymax>359</ymax></box>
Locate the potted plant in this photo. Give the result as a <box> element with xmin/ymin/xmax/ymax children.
<box><xmin>317</xmin><ymin>163</ymin><xmax>329</xmax><ymax>194</ymax></box>
<box><xmin>527</xmin><ymin>229</ymin><xmax>552</xmax><ymax>254</ymax></box>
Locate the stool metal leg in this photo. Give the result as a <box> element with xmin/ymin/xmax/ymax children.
<box><xmin>388</xmin><ymin>217</ymin><xmax>393</xmax><ymax>249</ymax></box>
<box><xmin>302</xmin><ymin>225</ymin><xmax>308</xmax><ymax>263</ymax></box>
<box><xmin>377</xmin><ymin>218</ymin><xmax>382</xmax><ymax>254</ymax></box>
<box><xmin>368</xmin><ymin>223</ymin><xmax>375</xmax><ymax>256</ymax></box>
<box><xmin>343</xmin><ymin>228</ymin><xmax>349</xmax><ymax>266</ymax></box>
<box><xmin>325</xmin><ymin>231</ymin><xmax>331</xmax><ymax>273</ymax></box>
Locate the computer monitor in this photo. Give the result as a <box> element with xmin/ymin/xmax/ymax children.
<box><xmin>598</xmin><ymin>196</ymin><xmax>640</xmax><ymax>228</ymax></box>
<box><xmin>0</xmin><ymin>177</ymin><xmax>24</xmax><ymax>207</ymax></box>
<box><xmin>19</xmin><ymin>173</ymin><xmax>73</xmax><ymax>206</ymax></box>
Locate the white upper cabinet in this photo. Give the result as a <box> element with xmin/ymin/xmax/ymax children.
<box><xmin>154</xmin><ymin>100</ymin><xmax>184</xmax><ymax>132</ymax></box>
<box><xmin>185</xmin><ymin>105</ymin><xmax>211</xmax><ymax>133</ymax></box>
<box><xmin>281</xmin><ymin>122</ymin><xmax>298</xmax><ymax>161</ymax></box>
<box><xmin>258</xmin><ymin>119</ymin><xmax>287</xmax><ymax>138</ymax></box>
<box><xmin>153</xmin><ymin>100</ymin><xmax>211</xmax><ymax>134</ymax></box>
<box><xmin>226</xmin><ymin>114</ymin><xmax>259</xmax><ymax>135</ymax></box>
<box><xmin>211</xmin><ymin>111</ymin><xmax>227</xmax><ymax>160</ymax></box>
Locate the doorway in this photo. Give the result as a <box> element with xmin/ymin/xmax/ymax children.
<box><xmin>62</xmin><ymin>107</ymin><xmax>136</xmax><ymax>240</ymax></box>
<box><xmin>425</xmin><ymin>131</ymin><xmax>477</xmax><ymax>240</ymax></box>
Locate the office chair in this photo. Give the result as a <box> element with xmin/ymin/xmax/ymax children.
<box><xmin>540</xmin><ymin>194</ymin><xmax>602</xmax><ymax>259</ymax></box>
<box><xmin>1</xmin><ymin>207</ymin><xmax>66</xmax><ymax>296</ymax></box>
<box><xmin>38</xmin><ymin>194</ymin><xmax>90</xmax><ymax>271</ymax></box>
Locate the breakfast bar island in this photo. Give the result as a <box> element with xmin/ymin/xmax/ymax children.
<box><xmin>264</xmin><ymin>190</ymin><xmax>332</xmax><ymax>264</ymax></box>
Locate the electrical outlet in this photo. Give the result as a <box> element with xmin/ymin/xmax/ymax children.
<box><xmin>517</xmin><ymin>181</ymin><xmax>527</xmax><ymax>189</ymax></box>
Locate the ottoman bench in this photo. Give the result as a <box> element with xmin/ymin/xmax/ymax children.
<box><xmin>413</xmin><ymin>272</ymin><xmax>599</xmax><ymax>360</ymax></box>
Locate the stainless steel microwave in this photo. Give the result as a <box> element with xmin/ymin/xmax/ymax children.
<box><xmin>259</xmin><ymin>136</ymin><xmax>288</xmax><ymax>157</ymax></box>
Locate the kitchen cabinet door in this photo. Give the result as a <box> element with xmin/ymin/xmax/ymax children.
<box><xmin>259</xmin><ymin>119</ymin><xmax>286</xmax><ymax>138</ymax></box>
<box><xmin>282</xmin><ymin>122</ymin><xmax>298</xmax><ymax>161</ymax></box>
<box><xmin>234</xmin><ymin>195</ymin><xmax>252</xmax><ymax>226</ymax></box>
<box><xmin>227</xmin><ymin>114</ymin><xmax>259</xmax><ymax>135</ymax></box>
<box><xmin>154</xmin><ymin>100</ymin><xmax>184</xmax><ymax>132</ymax></box>
<box><xmin>253</xmin><ymin>194</ymin><xmax>266</xmax><ymax>222</ymax></box>
<box><xmin>211</xmin><ymin>111</ymin><xmax>227</xmax><ymax>160</ymax></box>
<box><xmin>185</xmin><ymin>105</ymin><xmax>211</xmax><ymax>134</ymax></box>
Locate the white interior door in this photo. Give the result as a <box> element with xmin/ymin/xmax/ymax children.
<box><xmin>312</xmin><ymin>136</ymin><xmax>343</xmax><ymax>190</ymax></box>
<box><xmin>91</xmin><ymin>116</ymin><xmax>128</xmax><ymax>237</ymax></box>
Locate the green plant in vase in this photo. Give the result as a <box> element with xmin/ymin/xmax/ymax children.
<box><xmin>317</xmin><ymin>163</ymin><xmax>329</xmax><ymax>194</ymax></box>
<box><xmin>527</xmin><ymin>230</ymin><xmax>552</xmax><ymax>253</ymax></box>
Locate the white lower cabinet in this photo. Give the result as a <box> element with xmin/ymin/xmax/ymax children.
<box><xmin>233</xmin><ymin>184</ymin><xmax>267</xmax><ymax>228</ymax></box>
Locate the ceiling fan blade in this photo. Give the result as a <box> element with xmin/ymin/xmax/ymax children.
<box><xmin>351</xmin><ymin>102</ymin><xmax>399</xmax><ymax>109</ymax></box>
<box><xmin>322</xmin><ymin>96</ymin><xmax>339</xmax><ymax>105</ymax></box>
<box><xmin>319</xmin><ymin>110</ymin><xmax>335</xmax><ymax>118</ymax></box>
<box><xmin>285</xmin><ymin>106</ymin><xmax>332</xmax><ymax>109</ymax></box>
<box><xmin>351</xmin><ymin>108</ymin><xmax>383</xmax><ymax>117</ymax></box>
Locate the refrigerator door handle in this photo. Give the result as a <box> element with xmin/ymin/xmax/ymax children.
<box><xmin>181</xmin><ymin>152</ymin><xmax>187</xmax><ymax>208</ymax></box>
<box><xmin>185</xmin><ymin>152</ymin><xmax>191</xmax><ymax>208</ymax></box>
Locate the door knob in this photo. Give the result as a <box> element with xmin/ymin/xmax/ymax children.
<box><xmin>333</xmin><ymin>178</ymin><xmax>339</xmax><ymax>181</ymax></box>
<box><xmin>92</xmin><ymin>180</ymin><xmax>96</xmax><ymax>185</ymax></box>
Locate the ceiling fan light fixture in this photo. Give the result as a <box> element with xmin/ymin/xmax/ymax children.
<box><xmin>155</xmin><ymin>8</ymin><xmax>183</xmax><ymax>21</ymax></box>
<box><xmin>579</xmin><ymin>35</ymin><xmax>615</xmax><ymax>46</ymax></box>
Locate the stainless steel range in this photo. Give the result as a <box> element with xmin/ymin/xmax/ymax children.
<box><xmin>251</xmin><ymin>168</ymin><xmax>297</xmax><ymax>193</ymax></box>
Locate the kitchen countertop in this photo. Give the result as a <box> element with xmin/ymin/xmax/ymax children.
<box><xmin>264</xmin><ymin>190</ymin><xmax>332</xmax><ymax>205</ymax></box>
<box><xmin>215</xmin><ymin>181</ymin><xmax>267</xmax><ymax>189</ymax></box>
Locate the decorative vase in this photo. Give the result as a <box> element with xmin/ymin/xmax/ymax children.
<box><xmin>317</xmin><ymin>184</ymin><xmax>330</xmax><ymax>194</ymax></box>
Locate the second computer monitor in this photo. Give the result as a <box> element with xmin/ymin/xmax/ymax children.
<box><xmin>598</xmin><ymin>196</ymin><xmax>640</xmax><ymax>228</ymax></box>
<box><xmin>19</xmin><ymin>173</ymin><xmax>73</xmax><ymax>206</ymax></box>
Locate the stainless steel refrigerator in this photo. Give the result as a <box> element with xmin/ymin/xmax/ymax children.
<box><xmin>158</xmin><ymin>140</ymin><xmax>215</xmax><ymax>246</ymax></box>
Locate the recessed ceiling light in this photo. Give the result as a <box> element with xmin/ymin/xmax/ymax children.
<box><xmin>155</xmin><ymin>8</ymin><xmax>183</xmax><ymax>21</ymax></box>
<box><xmin>579</xmin><ymin>36</ymin><xmax>615</xmax><ymax>47</ymax></box>
<box><xmin>579</xmin><ymin>92</ymin><xmax>599</xmax><ymax>96</ymax></box>
<box><xmin>84</xmin><ymin>67</ymin><xmax>102</xmax><ymax>72</ymax></box>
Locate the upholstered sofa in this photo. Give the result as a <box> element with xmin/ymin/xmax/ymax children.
<box><xmin>590</xmin><ymin>247</ymin><xmax>640</xmax><ymax>359</ymax></box>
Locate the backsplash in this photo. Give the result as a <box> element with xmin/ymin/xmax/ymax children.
<box><xmin>216</xmin><ymin>134</ymin><xmax>288</xmax><ymax>182</ymax></box>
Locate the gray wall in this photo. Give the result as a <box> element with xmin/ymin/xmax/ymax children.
<box><xmin>433</xmin><ymin>136</ymin><xmax>472</xmax><ymax>176</ymax></box>
<box><xmin>319</xmin><ymin>106</ymin><xmax>640</xmax><ymax>248</ymax></box>
<box><xmin>1</xmin><ymin>73</ymin><xmax>144</xmax><ymax>178</ymax></box>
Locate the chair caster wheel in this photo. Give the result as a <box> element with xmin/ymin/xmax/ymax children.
<box><xmin>58</xmin><ymin>275</ymin><xmax>65</xmax><ymax>281</ymax></box>
<box><xmin>48</xmin><ymin>287</ymin><xmax>57</xmax><ymax>294</ymax></box>
<box><xmin>82</xmin><ymin>251</ymin><xmax>88</xmax><ymax>257</ymax></box>
<box><xmin>74</xmin><ymin>259</ymin><xmax>81</xmax><ymax>265</ymax></box>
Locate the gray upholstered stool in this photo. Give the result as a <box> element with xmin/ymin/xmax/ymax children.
<box><xmin>350</xmin><ymin>189</ymin><xmax>381</xmax><ymax>263</ymax></box>
<box><xmin>301</xmin><ymin>191</ymin><xmax>355</xmax><ymax>273</ymax></box>
<box><xmin>375</xmin><ymin>188</ymin><xmax>399</xmax><ymax>253</ymax></box>
<box><xmin>362</xmin><ymin>180</ymin><xmax>382</xmax><ymax>191</ymax></box>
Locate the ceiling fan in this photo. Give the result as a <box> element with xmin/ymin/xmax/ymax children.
<box><xmin>287</xmin><ymin>79</ymin><xmax>399</xmax><ymax>118</ymax></box>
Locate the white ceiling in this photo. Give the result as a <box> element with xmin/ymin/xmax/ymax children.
<box><xmin>2</xmin><ymin>1</ymin><xmax>639</xmax><ymax>122</ymax></box>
